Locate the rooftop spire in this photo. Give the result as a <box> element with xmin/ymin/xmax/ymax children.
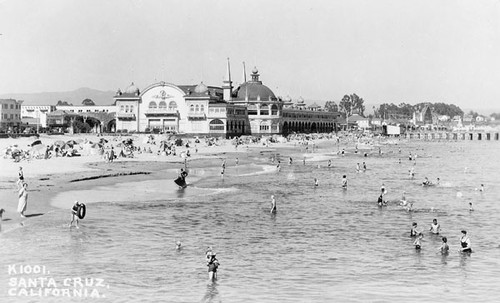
<box><xmin>224</xmin><ymin>57</ymin><xmax>232</xmax><ymax>83</ymax></box>
<box><xmin>242</xmin><ymin>61</ymin><xmax>247</xmax><ymax>83</ymax></box>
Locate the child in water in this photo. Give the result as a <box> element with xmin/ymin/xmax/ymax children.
<box><xmin>439</xmin><ymin>237</ymin><xmax>449</xmax><ymax>255</ymax></box>
<box><xmin>314</xmin><ymin>178</ymin><xmax>319</xmax><ymax>187</ymax></box>
<box><xmin>341</xmin><ymin>175</ymin><xmax>348</xmax><ymax>189</ymax></box>
<box><xmin>413</xmin><ymin>233</ymin><xmax>423</xmax><ymax>250</ymax></box>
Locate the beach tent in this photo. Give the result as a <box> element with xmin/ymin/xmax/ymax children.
<box><xmin>54</xmin><ymin>140</ymin><xmax>65</xmax><ymax>146</ymax></box>
<box><xmin>31</xmin><ymin>139</ymin><xmax>42</xmax><ymax>147</ymax></box>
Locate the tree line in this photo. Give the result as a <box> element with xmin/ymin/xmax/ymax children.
<box><xmin>323</xmin><ymin>96</ymin><xmax>464</xmax><ymax>120</ymax></box>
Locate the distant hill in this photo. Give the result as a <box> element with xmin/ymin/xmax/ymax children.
<box><xmin>0</xmin><ymin>87</ymin><xmax>116</xmax><ymax>106</ymax></box>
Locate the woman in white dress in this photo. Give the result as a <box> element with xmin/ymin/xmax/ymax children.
<box><xmin>17</xmin><ymin>183</ymin><xmax>28</xmax><ymax>217</ymax></box>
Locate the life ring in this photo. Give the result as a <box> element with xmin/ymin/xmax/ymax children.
<box><xmin>77</xmin><ymin>203</ymin><xmax>86</xmax><ymax>219</ymax></box>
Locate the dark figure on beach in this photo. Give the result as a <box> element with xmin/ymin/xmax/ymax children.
<box><xmin>109</xmin><ymin>147</ymin><xmax>115</xmax><ymax>162</ymax></box>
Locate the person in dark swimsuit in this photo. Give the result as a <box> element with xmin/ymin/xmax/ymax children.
<box><xmin>410</xmin><ymin>222</ymin><xmax>418</xmax><ymax>237</ymax></box>
<box><xmin>460</xmin><ymin>230</ymin><xmax>472</xmax><ymax>253</ymax></box>
<box><xmin>206</xmin><ymin>251</ymin><xmax>219</xmax><ymax>281</ymax></box>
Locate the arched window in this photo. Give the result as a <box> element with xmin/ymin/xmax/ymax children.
<box><xmin>190</xmin><ymin>104</ymin><xmax>195</xmax><ymax>112</ymax></box>
<box><xmin>125</xmin><ymin>105</ymin><xmax>129</xmax><ymax>112</ymax></box>
<box><xmin>159</xmin><ymin>101</ymin><xmax>167</xmax><ymax>109</ymax></box>
<box><xmin>200</xmin><ymin>104</ymin><xmax>205</xmax><ymax>112</ymax></box>
<box><xmin>209</xmin><ymin>119</ymin><xmax>224</xmax><ymax>131</ymax></box>
<box><xmin>271</xmin><ymin>104</ymin><xmax>278</xmax><ymax>115</ymax></box>
<box><xmin>195</xmin><ymin>104</ymin><xmax>199</xmax><ymax>112</ymax></box>
<box><xmin>120</xmin><ymin>105</ymin><xmax>124</xmax><ymax>112</ymax></box>
<box><xmin>149</xmin><ymin>101</ymin><xmax>157</xmax><ymax>109</ymax></box>
<box><xmin>130</xmin><ymin>105</ymin><xmax>134</xmax><ymax>112</ymax></box>
<box><xmin>168</xmin><ymin>101</ymin><xmax>177</xmax><ymax>110</ymax></box>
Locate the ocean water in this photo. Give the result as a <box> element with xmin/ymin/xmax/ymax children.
<box><xmin>1</xmin><ymin>139</ymin><xmax>500</xmax><ymax>302</ymax></box>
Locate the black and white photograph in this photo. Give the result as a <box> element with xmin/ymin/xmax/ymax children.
<box><xmin>1</xmin><ymin>0</ymin><xmax>500</xmax><ymax>302</ymax></box>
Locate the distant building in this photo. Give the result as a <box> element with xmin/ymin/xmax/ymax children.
<box><xmin>21</xmin><ymin>105</ymin><xmax>56</xmax><ymax>127</ymax></box>
<box><xmin>0</xmin><ymin>99</ymin><xmax>23</xmax><ymax>131</ymax></box>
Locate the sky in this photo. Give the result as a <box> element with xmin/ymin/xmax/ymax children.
<box><xmin>1</xmin><ymin>0</ymin><xmax>499</xmax><ymax>112</ymax></box>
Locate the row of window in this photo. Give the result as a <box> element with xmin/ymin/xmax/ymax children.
<box><xmin>208</xmin><ymin>108</ymin><xmax>226</xmax><ymax>113</ymax></box>
<box><xmin>2</xmin><ymin>113</ymin><xmax>20</xmax><ymax>119</ymax></box>
<box><xmin>148</xmin><ymin>101</ymin><xmax>177</xmax><ymax>110</ymax></box>
<box><xmin>120</xmin><ymin>105</ymin><xmax>134</xmax><ymax>113</ymax></box>
<box><xmin>1</xmin><ymin>104</ymin><xmax>21</xmax><ymax>109</ymax></box>
<box><xmin>190</xmin><ymin>104</ymin><xmax>205</xmax><ymax>112</ymax></box>
<box><xmin>67</xmin><ymin>109</ymin><xmax>110</xmax><ymax>113</ymax></box>
<box><xmin>282</xmin><ymin>112</ymin><xmax>334</xmax><ymax>119</ymax></box>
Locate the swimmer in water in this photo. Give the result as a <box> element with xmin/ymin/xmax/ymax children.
<box><xmin>399</xmin><ymin>191</ymin><xmax>408</xmax><ymax>207</ymax></box>
<box><xmin>276</xmin><ymin>161</ymin><xmax>281</xmax><ymax>172</ymax></box>
<box><xmin>206</xmin><ymin>250</ymin><xmax>220</xmax><ymax>281</ymax></box>
<box><xmin>398</xmin><ymin>158</ymin><xmax>401</xmax><ymax>164</ymax></box>
<box><xmin>327</xmin><ymin>159</ymin><xmax>332</xmax><ymax>167</ymax></box>
<box><xmin>414</xmin><ymin>233</ymin><xmax>423</xmax><ymax>250</ymax></box>
<box><xmin>439</xmin><ymin>237</ymin><xmax>449</xmax><ymax>255</ymax></box>
<box><xmin>469</xmin><ymin>202</ymin><xmax>474</xmax><ymax>212</ymax></box>
<box><xmin>436</xmin><ymin>178</ymin><xmax>440</xmax><ymax>185</ymax></box>
<box><xmin>430</xmin><ymin>219</ymin><xmax>441</xmax><ymax>234</ymax></box>
<box><xmin>270</xmin><ymin>195</ymin><xmax>276</xmax><ymax>213</ymax></box>
<box><xmin>479</xmin><ymin>184</ymin><xmax>484</xmax><ymax>192</ymax></box>
<box><xmin>410</xmin><ymin>222</ymin><xmax>418</xmax><ymax>237</ymax></box>
<box><xmin>380</xmin><ymin>183</ymin><xmax>387</xmax><ymax>197</ymax></box>
<box><xmin>363</xmin><ymin>162</ymin><xmax>366</xmax><ymax>171</ymax></box>
<box><xmin>356</xmin><ymin>163</ymin><xmax>360</xmax><ymax>173</ymax></box>
<box><xmin>377</xmin><ymin>194</ymin><xmax>386</xmax><ymax>207</ymax></box>
<box><xmin>314</xmin><ymin>178</ymin><xmax>319</xmax><ymax>187</ymax></box>
<box><xmin>341</xmin><ymin>175</ymin><xmax>348</xmax><ymax>189</ymax></box>
<box><xmin>176</xmin><ymin>241</ymin><xmax>182</xmax><ymax>250</ymax></box>
<box><xmin>341</xmin><ymin>149</ymin><xmax>345</xmax><ymax>156</ymax></box>
<box><xmin>289</xmin><ymin>157</ymin><xmax>293</xmax><ymax>165</ymax></box>
<box><xmin>422</xmin><ymin>177</ymin><xmax>431</xmax><ymax>186</ymax></box>
<box><xmin>409</xmin><ymin>167</ymin><xmax>415</xmax><ymax>179</ymax></box>
<box><xmin>459</xmin><ymin>230</ymin><xmax>472</xmax><ymax>253</ymax></box>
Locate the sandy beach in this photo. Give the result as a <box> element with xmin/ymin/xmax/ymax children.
<box><xmin>0</xmin><ymin>133</ymin><xmax>340</xmax><ymax>233</ymax></box>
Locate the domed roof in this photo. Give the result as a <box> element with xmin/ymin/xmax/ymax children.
<box><xmin>235</xmin><ymin>82</ymin><xmax>276</xmax><ymax>101</ymax></box>
<box><xmin>125</xmin><ymin>82</ymin><xmax>140</xmax><ymax>95</ymax></box>
<box><xmin>194</xmin><ymin>82</ymin><xmax>208</xmax><ymax>94</ymax></box>
<box><xmin>297</xmin><ymin>96</ymin><xmax>305</xmax><ymax>104</ymax></box>
<box><xmin>284</xmin><ymin>95</ymin><xmax>292</xmax><ymax>102</ymax></box>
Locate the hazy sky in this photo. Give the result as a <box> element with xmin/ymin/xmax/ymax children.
<box><xmin>1</xmin><ymin>0</ymin><xmax>499</xmax><ymax>111</ymax></box>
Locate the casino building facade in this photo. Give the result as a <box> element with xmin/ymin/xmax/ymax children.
<box><xmin>113</xmin><ymin>62</ymin><xmax>339</xmax><ymax>136</ymax></box>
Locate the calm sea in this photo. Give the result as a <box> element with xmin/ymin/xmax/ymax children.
<box><xmin>1</xmin><ymin>139</ymin><xmax>500</xmax><ymax>302</ymax></box>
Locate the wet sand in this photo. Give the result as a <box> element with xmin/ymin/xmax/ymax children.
<box><xmin>0</xmin><ymin>133</ymin><xmax>339</xmax><ymax>233</ymax></box>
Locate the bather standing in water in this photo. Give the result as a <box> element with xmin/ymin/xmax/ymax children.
<box><xmin>430</xmin><ymin>219</ymin><xmax>441</xmax><ymax>234</ymax></box>
<box><xmin>341</xmin><ymin>175</ymin><xmax>348</xmax><ymax>189</ymax></box>
<box><xmin>270</xmin><ymin>195</ymin><xmax>277</xmax><ymax>213</ymax></box>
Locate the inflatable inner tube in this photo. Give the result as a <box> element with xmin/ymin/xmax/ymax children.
<box><xmin>77</xmin><ymin>203</ymin><xmax>86</xmax><ymax>219</ymax></box>
<box><xmin>174</xmin><ymin>177</ymin><xmax>187</xmax><ymax>187</ymax></box>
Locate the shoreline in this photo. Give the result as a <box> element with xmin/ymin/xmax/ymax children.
<box><xmin>0</xmin><ymin>133</ymin><xmax>320</xmax><ymax>233</ymax></box>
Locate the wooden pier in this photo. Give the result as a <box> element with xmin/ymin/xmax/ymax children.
<box><xmin>404</xmin><ymin>132</ymin><xmax>500</xmax><ymax>141</ymax></box>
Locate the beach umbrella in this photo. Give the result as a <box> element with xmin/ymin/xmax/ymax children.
<box><xmin>99</xmin><ymin>138</ymin><xmax>109</xmax><ymax>144</ymax></box>
<box><xmin>66</xmin><ymin>140</ymin><xmax>78</xmax><ymax>146</ymax></box>
<box><xmin>31</xmin><ymin>139</ymin><xmax>42</xmax><ymax>146</ymax></box>
<box><xmin>76</xmin><ymin>138</ymin><xmax>84</xmax><ymax>144</ymax></box>
<box><xmin>91</xmin><ymin>143</ymin><xmax>103</xmax><ymax>148</ymax></box>
<box><xmin>54</xmin><ymin>140</ymin><xmax>65</xmax><ymax>146</ymax></box>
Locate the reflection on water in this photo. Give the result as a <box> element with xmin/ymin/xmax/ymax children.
<box><xmin>1</xmin><ymin>141</ymin><xmax>500</xmax><ymax>302</ymax></box>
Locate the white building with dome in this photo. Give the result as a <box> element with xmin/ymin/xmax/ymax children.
<box><xmin>114</xmin><ymin>80</ymin><xmax>248</xmax><ymax>135</ymax></box>
<box><xmin>113</xmin><ymin>61</ymin><xmax>339</xmax><ymax>136</ymax></box>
